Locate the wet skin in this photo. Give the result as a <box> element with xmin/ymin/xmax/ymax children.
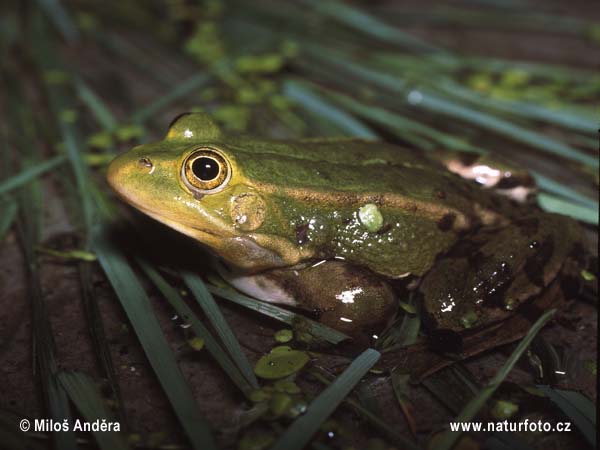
<box><xmin>107</xmin><ymin>113</ymin><xmax>582</xmax><ymax>335</ymax></box>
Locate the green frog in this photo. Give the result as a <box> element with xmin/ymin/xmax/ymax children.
<box><xmin>107</xmin><ymin>113</ymin><xmax>583</xmax><ymax>336</ymax></box>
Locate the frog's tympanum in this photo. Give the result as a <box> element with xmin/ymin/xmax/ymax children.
<box><xmin>107</xmin><ymin>113</ymin><xmax>584</xmax><ymax>336</ymax></box>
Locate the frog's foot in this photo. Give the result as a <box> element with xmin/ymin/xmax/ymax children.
<box><xmin>220</xmin><ymin>260</ymin><xmax>397</xmax><ymax>335</ymax></box>
<box><xmin>419</xmin><ymin>213</ymin><xmax>583</xmax><ymax>332</ymax></box>
<box><xmin>432</xmin><ymin>150</ymin><xmax>537</xmax><ymax>203</ymax></box>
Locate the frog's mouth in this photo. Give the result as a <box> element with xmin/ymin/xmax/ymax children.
<box><xmin>110</xmin><ymin>187</ymin><xmax>298</xmax><ymax>271</ymax></box>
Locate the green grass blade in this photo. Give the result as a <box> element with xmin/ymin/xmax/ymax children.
<box><xmin>0</xmin><ymin>155</ymin><xmax>66</xmax><ymax>196</ymax></box>
<box><xmin>303</xmin><ymin>48</ymin><xmax>598</xmax><ymax>168</ymax></box>
<box><xmin>311</xmin><ymin>369</ymin><xmax>420</xmax><ymax>450</ymax></box>
<box><xmin>74</xmin><ymin>78</ymin><xmax>118</xmax><ymax>131</ymax></box>
<box><xmin>35</xmin><ymin>0</ymin><xmax>79</xmax><ymax>42</ymax></box>
<box><xmin>283</xmin><ymin>80</ymin><xmax>377</xmax><ymax>138</ymax></box>
<box><xmin>538</xmin><ymin>193</ymin><xmax>598</xmax><ymax>225</ymax></box>
<box><xmin>436</xmin><ymin>79</ymin><xmax>597</xmax><ymax>135</ymax></box>
<box><xmin>536</xmin><ymin>385</ymin><xmax>596</xmax><ymax>446</ymax></box>
<box><xmin>305</xmin><ymin>0</ymin><xmax>443</xmax><ymax>54</ymax></box>
<box><xmin>0</xmin><ymin>198</ymin><xmax>18</xmax><ymax>242</ymax></box>
<box><xmin>17</xmin><ymin>182</ymin><xmax>78</xmax><ymax>450</ymax></box>
<box><xmin>207</xmin><ymin>285</ymin><xmax>350</xmax><ymax>345</ymax></box>
<box><xmin>182</xmin><ymin>271</ymin><xmax>259</xmax><ymax>389</ymax></box>
<box><xmin>411</xmin><ymin>90</ymin><xmax>598</xmax><ymax>168</ymax></box>
<box><xmin>58</xmin><ymin>371</ymin><xmax>130</xmax><ymax>450</ymax></box>
<box><xmin>131</xmin><ymin>73</ymin><xmax>212</xmax><ymax>123</ymax></box>
<box><xmin>323</xmin><ymin>87</ymin><xmax>477</xmax><ymax>152</ymax></box>
<box><xmin>533</xmin><ymin>172</ymin><xmax>597</xmax><ymax>209</ymax></box>
<box><xmin>92</xmin><ymin>224</ymin><xmax>217</xmax><ymax>450</ymax></box>
<box><xmin>270</xmin><ymin>349</ymin><xmax>380</xmax><ymax>450</ymax></box>
<box><xmin>137</xmin><ymin>260</ymin><xmax>254</xmax><ymax>395</ymax></box>
<box><xmin>435</xmin><ymin>309</ymin><xmax>556</xmax><ymax>450</ymax></box>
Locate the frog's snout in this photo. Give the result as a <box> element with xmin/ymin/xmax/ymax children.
<box><xmin>106</xmin><ymin>154</ymin><xmax>154</xmax><ymax>194</ymax></box>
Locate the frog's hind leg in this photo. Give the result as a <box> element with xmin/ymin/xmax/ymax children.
<box><xmin>430</xmin><ymin>150</ymin><xmax>537</xmax><ymax>203</ymax></box>
<box><xmin>220</xmin><ymin>260</ymin><xmax>397</xmax><ymax>336</ymax></box>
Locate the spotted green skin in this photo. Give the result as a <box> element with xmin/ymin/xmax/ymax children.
<box><xmin>107</xmin><ymin>113</ymin><xmax>582</xmax><ymax>332</ymax></box>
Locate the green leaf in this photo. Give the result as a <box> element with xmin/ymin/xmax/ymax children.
<box><xmin>254</xmin><ymin>347</ymin><xmax>310</xmax><ymax>380</ymax></box>
<box><xmin>35</xmin><ymin>0</ymin><xmax>79</xmax><ymax>42</ymax></box>
<box><xmin>0</xmin><ymin>198</ymin><xmax>17</xmax><ymax>241</ymax></box>
<box><xmin>58</xmin><ymin>371</ymin><xmax>130</xmax><ymax>450</ymax></box>
<box><xmin>92</xmin><ymin>224</ymin><xmax>217</xmax><ymax>450</ymax></box>
<box><xmin>0</xmin><ymin>155</ymin><xmax>67</xmax><ymax>196</ymax></box>
<box><xmin>131</xmin><ymin>74</ymin><xmax>212</xmax><ymax>123</ymax></box>
<box><xmin>538</xmin><ymin>193</ymin><xmax>598</xmax><ymax>224</ymax></box>
<box><xmin>138</xmin><ymin>260</ymin><xmax>254</xmax><ymax>395</ymax></box>
<box><xmin>305</xmin><ymin>0</ymin><xmax>443</xmax><ymax>54</ymax></box>
<box><xmin>182</xmin><ymin>271</ymin><xmax>259</xmax><ymax>389</ymax></box>
<box><xmin>270</xmin><ymin>349</ymin><xmax>380</xmax><ymax>450</ymax></box>
<box><xmin>74</xmin><ymin>78</ymin><xmax>118</xmax><ymax>131</ymax></box>
<box><xmin>207</xmin><ymin>284</ymin><xmax>350</xmax><ymax>345</ymax></box>
<box><xmin>536</xmin><ymin>385</ymin><xmax>596</xmax><ymax>446</ymax></box>
<box><xmin>435</xmin><ymin>309</ymin><xmax>556</xmax><ymax>450</ymax></box>
<box><xmin>283</xmin><ymin>80</ymin><xmax>377</xmax><ymax>138</ymax></box>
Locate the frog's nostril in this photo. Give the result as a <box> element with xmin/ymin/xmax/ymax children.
<box><xmin>138</xmin><ymin>157</ymin><xmax>153</xmax><ymax>168</ymax></box>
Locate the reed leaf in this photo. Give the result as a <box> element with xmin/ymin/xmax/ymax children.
<box><xmin>207</xmin><ymin>285</ymin><xmax>350</xmax><ymax>345</ymax></box>
<box><xmin>138</xmin><ymin>259</ymin><xmax>254</xmax><ymax>395</ymax></box>
<box><xmin>131</xmin><ymin>73</ymin><xmax>212</xmax><ymax>124</ymax></box>
<box><xmin>270</xmin><ymin>349</ymin><xmax>380</xmax><ymax>450</ymax></box>
<box><xmin>92</xmin><ymin>224</ymin><xmax>217</xmax><ymax>450</ymax></box>
<box><xmin>435</xmin><ymin>309</ymin><xmax>556</xmax><ymax>450</ymax></box>
<box><xmin>536</xmin><ymin>385</ymin><xmax>596</xmax><ymax>446</ymax></box>
<box><xmin>283</xmin><ymin>80</ymin><xmax>377</xmax><ymax>138</ymax></box>
<box><xmin>538</xmin><ymin>193</ymin><xmax>598</xmax><ymax>225</ymax></box>
<box><xmin>0</xmin><ymin>155</ymin><xmax>66</xmax><ymax>196</ymax></box>
<box><xmin>0</xmin><ymin>198</ymin><xmax>18</xmax><ymax>242</ymax></box>
<box><xmin>182</xmin><ymin>271</ymin><xmax>259</xmax><ymax>389</ymax></box>
<box><xmin>58</xmin><ymin>371</ymin><xmax>130</xmax><ymax>450</ymax></box>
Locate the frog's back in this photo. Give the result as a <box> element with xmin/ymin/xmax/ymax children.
<box><xmin>224</xmin><ymin>136</ymin><xmax>483</xmax><ymax>213</ymax></box>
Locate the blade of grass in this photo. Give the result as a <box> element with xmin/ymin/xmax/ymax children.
<box><xmin>0</xmin><ymin>155</ymin><xmax>67</xmax><ymax>196</ymax></box>
<box><xmin>310</xmin><ymin>368</ymin><xmax>420</xmax><ymax>450</ymax></box>
<box><xmin>408</xmin><ymin>89</ymin><xmax>598</xmax><ymax>168</ymax></box>
<box><xmin>283</xmin><ymin>80</ymin><xmax>377</xmax><ymax>138</ymax></box>
<box><xmin>533</xmin><ymin>172</ymin><xmax>597</xmax><ymax>210</ymax></box>
<box><xmin>435</xmin><ymin>79</ymin><xmax>597</xmax><ymax>135</ymax></box>
<box><xmin>182</xmin><ymin>271</ymin><xmax>259</xmax><ymax>389</ymax></box>
<box><xmin>137</xmin><ymin>259</ymin><xmax>254</xmax><ymax>395</ymax></box>
<box><xmin>304</xmin><ymin>0</ymin><xmax>444</xmax><ymax>54</ymax></box>
<box><xmin>58</xmin><ymin>371</ymin><xmax>130</xmax><ymax>450</ymax></box>
<box><xmin>270</xmin><ymin>349</ymin><xmax>381</xmax><ymax>450</ymax></box>
<box><xmin>535</xmin><ymin>385</ymin><xmax>596</xmax><ymax>446</ymax></box>
<box><xmin>435</xmin><ymin>309</ymin><xmax>556</xmax><ymax>450</ymax></box>
<box><xmin>35</xmin><ymin>0</ymin><xmax>79</xmax><ymax>42</ymax></box>
<box><xmin>74</xmin><ymin>78</ymin><xmax>118</xmax><ymax>131</ymax></box>
<box><xmin>538</xmin><ymin>193</ymin><xmax>598</xmax><ymax>225</ymax></box>
<box><xmin>0</xmin><ymin>198</ymin><xmax>18</xmax><ymax>242</ymax></box>
<box><xmin>303</xmin><ymin>47</ymin><xmax>598</xmax><ymax>168</ymax></box>
<box><xmin>17</xmin><ymin>175</ymin><xmax>77</xmax><ymax>450</ymax></box>
<box><xmin>92</xmin><ymin>224</ymin><xmax>217</xmax><ymax>450</ymax></box>
<box><xmin>207</xmin><ymin>284</ymin><xmax>350</xmax><ymax>345</ymax></box>
<box><xmin>7</xmin><ymin>60</ymin><xmax>78</xmax><ymax>448</ymax></box>
<box><xmin>131</xmin><ymin>73</ymin><xmax>212</xmax><ymax>124</ymax></box>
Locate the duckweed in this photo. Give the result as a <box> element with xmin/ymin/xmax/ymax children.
<box><xmin>254</xmin><ymin>346</ymin><xmax>310</xmax><ymax>380</ymax></box>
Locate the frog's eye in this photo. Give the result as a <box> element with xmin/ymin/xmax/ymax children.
<box><xmin>182</xmin><ymin>149</ymin><xmax>230</xmax><ymax>193</ymax></box>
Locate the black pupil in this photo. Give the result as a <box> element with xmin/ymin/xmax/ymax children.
<box><xmin>192</xmin><ymin>157</ymin><xmax>220</xmax><ymax>181</ymax></box>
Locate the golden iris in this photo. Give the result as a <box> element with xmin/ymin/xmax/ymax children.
<box><xmin>182</xmin><ymin>149</ymin><xmax>230</xmax><ymax>192</ymax></box>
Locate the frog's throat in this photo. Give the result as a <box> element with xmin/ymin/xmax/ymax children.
<box><xmin>121</xmin><ymin>198</ymin><xmax>312</xmax><ymax>271</ymax></box>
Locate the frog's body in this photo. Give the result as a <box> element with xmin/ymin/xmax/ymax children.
<box><xmin>107</xmin><ymin>113</ymin><xmax>582</xmax><ymax>335</ymax></box>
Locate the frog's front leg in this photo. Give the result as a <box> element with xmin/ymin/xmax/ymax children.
<box><xmin>220</xmin><ymin>260</ymin><xmax>397</xmax><ymax>335</ymax></box>
<box><xmin>419</xmin><ymin>213</ymin><xmax>582</xmax><ymax>332</ymax></box>
<box><xmin>431</xmin><ymin>150</ymin><xmax>537</xmax><ymax>203</ymax></box>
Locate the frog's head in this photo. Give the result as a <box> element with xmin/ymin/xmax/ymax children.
<box><xmin>107</xmin><ymin>113</ymin><xmax>307</xmax><ymax>271</ymax></box>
